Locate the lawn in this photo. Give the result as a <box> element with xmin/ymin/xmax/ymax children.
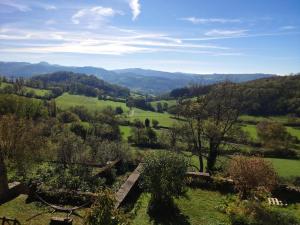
<box><xmin>56</xmin><ymin>93</ymin><xmax>178</xmax><ymax>127</ymax></box>
<box><xmin>0</xmin><ymin>195</ymin><xmax>86</xmax><ymax>225</ymax></box>
<box><xmin>131</xmin><ymin>188</ymin><xmax>230</xmax><ymax>225</ymax></box>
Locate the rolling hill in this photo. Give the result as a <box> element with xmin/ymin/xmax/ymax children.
<box><xmin>0</xmin><ymin>61</ymin><xmax>275</xmax><ymax>94</ymax></box>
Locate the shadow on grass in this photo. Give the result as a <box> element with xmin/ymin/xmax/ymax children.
<box><xmin>147</xmin><ymin>199</ymin><xmax>190</xmax><ymax>225</ymax></box>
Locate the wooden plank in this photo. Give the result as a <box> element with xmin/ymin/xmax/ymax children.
<box><xmin>115</xmin><ymin>163</ymin><xmax>143</xmax><ymax>208</ymax></box>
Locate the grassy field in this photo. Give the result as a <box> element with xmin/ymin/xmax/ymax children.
<box><xmin>0</xmin><ymin>195</ymin><xmax>86</xmax><ymax>225</ymax></box>
<box><xmin>129</xmin><ymin>108</ymin><xmax>177</xmax><ymax>127</ymax></box>
<box><xmin>150</xmin><ymin>99</ymin><xmax>177</xmax><ymax>110</ymax></box>
<box><xmin>267</xmin><ymin>158</ymin><xmax>300</xmax><ymax>178</ymax></box>
<box><xmin>131</xmin><ymin>188</ymin><xmax>230</xmax><ymax>225</ymax></box>
<box><xmin>241</xmin><ymin>124</ymin><xmax>300</xmax><ymax>140</ymax></box>
<box><xmin>120</xmin><ymin>125</ymin><xmax>132</xmax><ymax>140</ymax></box>
<box><xmin>239</xmin><ymin>115</ymin><xmax>294</xmax><ymax>123</ymax></box>
<box><xmin>56</xmin><ymin>93</ymin><xmax>177</xmax><ymax>127</ymax></box>
<box><xmin>56</xmin><ymin>93</ymin><xmax>130</xmax><ymax>112</ymax></box>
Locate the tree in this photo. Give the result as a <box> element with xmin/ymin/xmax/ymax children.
<box><xmin>204</xmin><ymin>82</ymin><xmax>241</xmax><ymax>172</ymax></box>
<box><xmin>257</xmin><ymin>121</ymin><xmax>292</xmax><ymax>149</ymax></box>
<box><xmin>177</xmin><ymin>97</ymin><xmax>208</xmax><ymax>172</ymax></box>
<box><xmin>156</xmin><ymin>102</ymin><xmax>163</xmax><ymax>112</ymax></box>
<box><xmin>84</xmin><ymin>189</ymin><xmax>129</xmax><ymax>225</ymax></box>
<box><xmin>0</xmin><ymin>115</ymin><xmax>44</xmax><ymax>196</ymax></box>
<box><xmin>58</xmin><ymin>111</ymin><xmax>80</xmax><ymax>123</ymax></box>
<box><xmin>115</xmin><ymin>106</ymin><xmax>123</xmax><ymax>115</ymax></box>
<box><xmin>163</xmin><ymin>102</ymin><xmax>168</xmax><ymax>112</ymax></box>
<box><xmin>145</xmin><ymin>118</ymin><xmax>150</xmax><ymax>128</ymax></box>
<box><xmin>152</xmin><ymin>119</ymin><xmax>159</xmax><ymax>129</ymax></box>
<box><xmin>141</xmin><ymin>152</ymin><xmax>187</xmax><ymax>210</ymax></box>
<box><xmin>227</xmin><ymin>156</ymin><xmax>277</xmax><ymax>199</ymax></box>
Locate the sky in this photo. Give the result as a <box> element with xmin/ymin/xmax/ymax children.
<box><xmin>0</xmin><ymin>0</ymin><xmax>300</xmax><ymax>74</ymax></box>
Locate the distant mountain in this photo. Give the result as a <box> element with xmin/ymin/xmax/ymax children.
<box><xmin>0</xmin><ymin>61</ymin><xmax>276</xmax><ymax>94</ymax></box>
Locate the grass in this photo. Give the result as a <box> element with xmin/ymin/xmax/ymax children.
<box><xmin>266</xmin><ymin>158</ymin><xmax>300</xmax><ymax>178</ymax></box>
<box><xmin>0</xmin><ymin>195</ymin><xmax>86</xmax><ymax>225</ymax></box>
<box><xmin>239</xmin><ymin>115</ymin><xmax>293</xmax><ymax>123</ymax></box>
<box><xmin>120</xmin><ymin>125</ymin><xmax>132</xmax><ymax>140</ymax></box>
<box><xmin>241</xmin><ymin>124</ymin><xmax>300</xmax><ymax>140</ymax></box>
<box><xmin>131</xmin><ymin>188</ymin><xmax>230</xmax><ymax>225</ymax></box>
<box><xmin>150</xmin><ymin>99</ymin><xmax>177</xmax><ymax>110</ymax></box>
<box><xmin>286</xmin><ymin>126</ymin><xmax>300</xmax><ymax>139</ymax></box>
<box><xmin>56</xmin><ymin>93</ymin><xmax>178</xmax><ymax>127</ymax></box>
<box><xmin>56</xmin><ymin>93</ymin><xmax>130</xmax><ymax>112</ymax></box>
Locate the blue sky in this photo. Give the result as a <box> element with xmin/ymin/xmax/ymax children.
<box><xmin>0</xmin><ymin>0</ymin><xmax>299</xmax><ymax>74</ymax></box>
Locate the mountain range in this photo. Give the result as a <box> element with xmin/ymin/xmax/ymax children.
<box><xmin>0</xmin><ymin>61</ymin><xmax>275</xmax><ymax>94</ymax></box>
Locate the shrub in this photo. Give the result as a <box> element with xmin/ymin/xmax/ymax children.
<box><xmin>227</xmin><ymin>156</ymin><xmax>277</xmax><ymax>199</ymax></box>
<box><xmin>84</xmin><ymin>189</ymin><xmax>130</xmax><ymax>225</ymax></box>
<box><xmin>141</xmin><ymin>151</ymin><xmax>187</xmax><ymax>210</ymax></box>
<box><xmin>227</xmin><ymin>200</ymin><xmax>299</xmax><ymax>225</ymax></box>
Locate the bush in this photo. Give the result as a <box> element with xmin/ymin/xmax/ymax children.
<box><xmin>227</xmin><ymin>200</ymin><xmax>299</xmax><ymax>225</ymax></box>
<box><xmin>58</xmin><ymin>111</ymin><xmax>80</xmax><ymax>123</ymax></box>
<box><xmin>227</xmin><ymin>156</ymin><xmax>277</xmax><ymax>199</ymax></box>
<box><xmin>141</xmin><ymin>151</ymin><xmax>187</xmax><ymax>211</ymax></box>
<box><xmin>85</xmin><ymin>189</ymin><xmax>130</xmax><ymax>225</ymax></box>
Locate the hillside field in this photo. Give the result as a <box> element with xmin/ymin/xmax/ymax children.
<box><xmin>56</xmin><ymin>93</ymin><xmax>177</xmax><ymax>127</ymax></box>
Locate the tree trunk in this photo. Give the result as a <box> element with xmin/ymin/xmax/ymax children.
<box><xmin>207</xmin><ymin>141</ymin><xmax>218</xmax><ymax>173</ymax></box>
<box><xmin>199</xmin><ymin>154</ymin><xmax>204</xmax><ymax>172</ymax></box>
<box><xmin>0</xmin><ymin>154</ymin><xmax>9</xmax><ymax>197</ymax></box>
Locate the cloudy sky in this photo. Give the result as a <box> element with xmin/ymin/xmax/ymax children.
<box><xmin>0</xmin><ymin>0</ymin><xmax>299</xmax><ymax>74</ymax></box>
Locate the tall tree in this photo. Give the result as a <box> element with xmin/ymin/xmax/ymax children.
<box><xmin>0</xmin><ymin>115</ymin><xmax>44</xmax><ymax>196</ymax></box>
<box><xmin>177</xmin><ymin>97</ymin><xmax>208</xmax><ymax>172</ymax></box>
<box><xmin>204</xmin><ymin>82</ymin><xmax>241</xmax><ymax>172</ymax></box>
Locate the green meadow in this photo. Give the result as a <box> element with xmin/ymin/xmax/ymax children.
<box><xmin>56</xmin><ymin>93</ymin><xmax>177</xmax><ymax>127</ymax></box>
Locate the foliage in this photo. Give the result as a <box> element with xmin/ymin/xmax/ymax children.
<box><xmin>0</xmin><ymin>94</ymin><xmax>48</xmax><ymax>118</ymax></box>
<box><xmin>256</xmin><ymin>121</ymin><xmax>295</xmax><ymax>149</ymax></box>
<box><xmin>226</xmin><ymin>200</ymin><xmax>299</xmax><ymax>225</ymax></box>
<box><xmin>227</xmin><ymin>156</ymin><xmax>277</xmax><ymax>199</ymax></box>
<box><xmin>152</xmin><ymin>119</ymin><xmax>159</xmax><ymax>128</ymax></box>
<box><xmin>57</xmin><ymin>111</ymin><xmax>80</xmax><ymax>123</ymax></box>
<box><xmin>85</xmin><ymin>189</ymin><xmax>130</xmax><ymax>225</ymax></box>
<box><xmin>129</xmin><ymin>127</ymin><xmax>158</xmax><ymax>148</ymax></box>
<box><xmin>141</xmin><ymin>151</ymin><xmax>188</xmax><ymax>208</ymax></box>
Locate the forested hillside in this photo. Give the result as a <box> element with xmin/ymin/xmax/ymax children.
<box><xmin>27</xmin><ymin>71</ymin><xmax>130</xmax><ymax>98</ymax></box>
<box><xmin>169</xmin><ymin>74</ymin><xmax>300</xmax><ymax>116</ymax></box>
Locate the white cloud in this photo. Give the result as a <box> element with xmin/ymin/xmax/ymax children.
<box><xmin>0</xmin><ymin>26</ymin><xmax>232</xmax><ymax>56</ymax></box>
<box><xmin>0</xmin><ymin>0</ymin><xmax>31</xmax><ymax>12</ymax></box>
<box><xmin>71</xmin><ymin>6</ymin><xmax>121</xmax><ymax>26</ymax></box>
<box><xmin>181</xmin><ymin>17</ymin><xmax>241</xmax><ymax>24</ymax></box>
<box><xmin>205</xmin><ymin>29</ymin><xmax>247</xmax><ymax>37</ymax></box>
<box><xmin>128</xmin><ymin>0</ymin><xmax>141</xmax><ymax>21</ymax></box>
<box><xmin>45</xmin><ymin>20</ymin><xmax>56</xmax><ymax>25</ymax></box>
<box><xmin>280</xmin><ymin>26</ymin><xmax>296</xmax><ymax>30</ymax></box>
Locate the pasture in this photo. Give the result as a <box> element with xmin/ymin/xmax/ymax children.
<box><xmin>56</xmin><ymin>93</ymin><xmax>177</xmax><ymax>127</ymax></box>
